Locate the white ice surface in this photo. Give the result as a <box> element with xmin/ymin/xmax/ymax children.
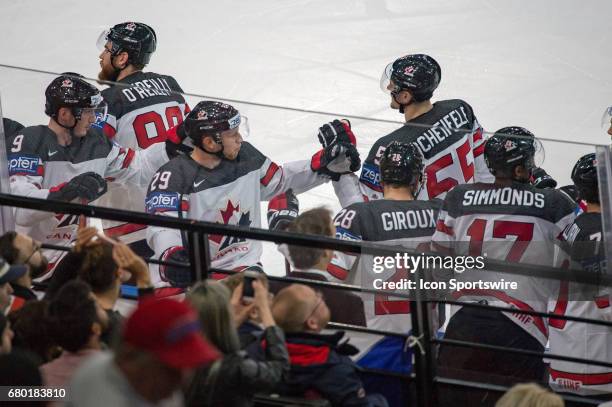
<box><xmin>0</xmin><ymin>0</ymin><xmax>610</xmax><ymax>276</ymax></box>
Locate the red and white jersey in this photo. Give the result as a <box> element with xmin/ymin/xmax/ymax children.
<box><xmin>432</xmin><ymin>182</ymin><xmax>577</xmax><ymax>345</ymax></box>
<box><xmin>6</xmin><ymin>125</ymin><xmax>169</xmax><ymax>274</ymax></box>
<box><xmin>145</xmin><ymin>142</ymin><xmax>327</xmax><ymax>287</ymax></box>
<box><xmin>98</xmin><ymin>71</ymin><xmax>189</xmax><ymax>244</ymax></box>
<box><xmin>324</xmin><ymin>198</ymin><xmax>441</xmax><ymax>369</ymax></box>
<box><xmin>548</xmin><ymin>212</ymin><xmax>612</xmax><ymax>396</ymax></box>
<box><xmin>335</xmin><ymin>99</ymin><xmax>493</xmax><ymax>209</ymax></box>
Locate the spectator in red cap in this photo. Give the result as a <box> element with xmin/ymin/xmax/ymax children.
<box><xmin>67</xmin><ymin>298</ymin><xmax>220</xmax><ymax>406</ymax></box>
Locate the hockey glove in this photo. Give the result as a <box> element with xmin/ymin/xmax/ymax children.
<box><xmin>531</xmin><ymin>167</ymin><xmax>557</xmax><ymax>189</ymax></box>
<box><xmin>166</xmin><ymin>122</ymin><xmax>193</xmax><ymax>158</ymax></box>
<box><xmin>311</xmin><ymin>142</ymin><xmax>361</xmax><ymax>181</ymax></box>
<box><xmin>48</xmin><ymin>172</ymin><xmax>107</xmax><ymax>202</ymax></box>
<box><xmin>160</xmin><ymin>247</ymin><xmax>192</xmax><ymax>288</ymax></box>
<box><xmin>317</xmin><ymin>119</ymin><xmax>356</xmax><ymax>148</ymax></box>
<box><xmin>267</xmin><ymin>189</ymin><xmax>299</xmax><ymax>231</ymax></box>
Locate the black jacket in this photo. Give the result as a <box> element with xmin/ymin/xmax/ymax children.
<box><xmin>251</xmin><ymin>331</ymin><xmax>388</xmax><ymax>407</ymax></box>
<box><xmin>186</xmin><ymin>325</ymin><xmax>289</xmax><ymax>407</ymax></box>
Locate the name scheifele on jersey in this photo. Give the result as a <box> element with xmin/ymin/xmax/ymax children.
<box><xmin>359</xmin><ymin>99</ymin><xmax>480</xmax><ymax>199</ymax></box>
<box><xmin>366</xmin><ymin>100</ymin><xmax>475</xmax><ymax>166</ymax></box>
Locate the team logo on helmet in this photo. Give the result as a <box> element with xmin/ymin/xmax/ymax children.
<box><xmin>196</xmin><ymin>110</ymin><xmax>208</xmax><ymax>120</ymax></box>
<box><xmin>125</xmin><ymin>22</ymin><xmax>137</xmax><ymax>31</ymax></box>
<box><xmin>61</xmin><ymin>79</ymin><xmax>73</xmax><ymax>88</ymax></box>
<box><xmin>504</xmin><ymin>140</ymin><xmax>516</xmax><ymax>151</ymax></box>
<box><xmin>403</xmin><ymin>66</ymin><xmax>416</xmax><ymax>77</ymax></box>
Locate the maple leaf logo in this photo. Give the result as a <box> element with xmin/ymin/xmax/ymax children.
<box><xmin>209</xmin><ymin>200</ymin><xmax>251</xmax><ymax>248</ymax></box>
<box><xmin>220</xmin><ymin>200</ymin><xmax>240</xmax><ymax>225</ymax></box>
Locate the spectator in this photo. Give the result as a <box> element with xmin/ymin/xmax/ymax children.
<box><xmin>0</xmin><ymin>256</ymin><xmax>28</xmax><ymax>313</ymax></box>
<box><xmin>270</xmin><ymin>283</ymin><xmax>388</xmax><ymax>407</ymax></box>
<box><xmin>0</xmin><ymin>231</ymin><xmax>48</xmax><ymax>310</ymax></box>
<box><xmin>9</xmin><ymin>300</ymin><xmax>59</xmax><ymax>365</ymax></box>
<box><xmin>77</xmin><ymin>227</ymin><xmax>154</xmax><ymax>345</ymax></box>
<box><xmin>41</xmin><ymin>281</ymin><xmax>107</xmax><ymax>386</ymax></box>
<box><xmin>221</xmin><ymin>271</ymin><xmax>272</xmax><ymax>348</ymax></box>
<box><xmin>495</xmin><ymin>383</ymin><xmax>564</xmax><ymax>407</ymax></box>
<box><xmin>68</xmin><ymin>298</ymin><xmax>219</xmax><ymax>407</ymax></box>
<box><xmin>185</xmin><ymin>279</ymin><xmax>289</xmax><ymax>407</ymax></box>
<box><xmin>283</xmin><ymin>207</ymin><xmax>366</xmax><ymax>326</ymax></box>
<box><xmin>0</xmin><ymin>313</ymin><xmax>13</xmax><ymax>354</ymax></box>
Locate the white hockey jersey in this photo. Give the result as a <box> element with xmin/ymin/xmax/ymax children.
<box><xmin>432</xmin><ymin>182</ymin><xmax>577</xmax><ymax>346</ymax></box>
<box><xmin>6</xmin><ymin>125</ymin><xmax>169</xmax><ymax>275</ymax></box>
<box><xmin>326</xmin><ymin>198</ymin><xmax>441</xmax><ymax>373</ymax></box>
<box><xmin>548</xmin><ymin>212</ymin><xmax>612</xmax><ymax>396</ymax></box>
<box><xmin>98</xmin><ymin>71</ymin><xmax>189</xmax><ymax>245</ymax></box>
<box><xmin>146</xmin><ymin>142</ymin><xmax>328</xmax><ymax>286</ymax></box>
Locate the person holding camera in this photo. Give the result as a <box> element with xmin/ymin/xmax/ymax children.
<box><xmin>185</xmin><ymin>279</ymin><xmax>289</xmax><ymax>407</ymax></box>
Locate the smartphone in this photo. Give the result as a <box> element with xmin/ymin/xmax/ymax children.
<box><xmin>242</xmin><ymin>270</ymin><xmax>259</xmax><ymax>301</ymax></box>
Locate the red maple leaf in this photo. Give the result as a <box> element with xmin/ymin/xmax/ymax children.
<box><xmin>210</xmin><ymin>200</ymin><xmax>241</xmax><ymax>245</ymax></box>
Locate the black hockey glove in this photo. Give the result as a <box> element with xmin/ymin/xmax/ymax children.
<box><xmin>267</xmin><ymin>189</ymin><xmax>299</xmax><ymax>231</ymax></box>
<box><xmin>531</xmin><ymin>167</ymin><xmax>557</xmax><ymax>189</ymax></box>
<box><xmin>160</xmin><ymin>247</ymin><xmax>192</xmax><ymax>288</ymax></box>
<box><xmin>317</xmin><ymin>119</ymin><xmax>356</xmax><ymax>148</ymax></box>
<box><xmin>311</xmin><ymin>142</ymin><xmax>361</xmax><ymax>181</ymax></box>
<box><xmin>165</xmin><ymin>122</ymin><xmax>193</xmax><ymax>158</ymax></box>
<box><xmin>48</xmin><ymin>172</ymin><xmax>107</xmax><ymax>202</ymax></box>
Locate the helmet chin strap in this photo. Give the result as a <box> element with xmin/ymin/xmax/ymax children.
<box><xmin>54</xmin><ymin>112</ymin><xmax>79</xmax><ymax>131</ymax></box>
<box><xmin>199</xmin><ymin>134</ymin><xmax>232</xmax><ymax>160</ymax></box>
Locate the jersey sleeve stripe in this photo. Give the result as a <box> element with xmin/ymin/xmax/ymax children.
<box><xmin>549</xmin><ymin>369</ymin><xmax>612</xmax><ymax>386</ymax></box>
<box><xmin>327</xmin><ymin>263</ymin><xmax>349</xmax><ymax>281</ymax></box>
<box><xmin>103</xmin><ymin>122</ymin><xmax>117</xmax><ymax>138</ymax></box>
<box><xmin>121</xmin><ymin>149</ymin><xmax>136</xmax><ymax>169</ymax></box>
<box><xmin>261</xmin><ymin>162</ymin><xmax>280</xmax><ymax>187</ymax></box>
<box><xmin>436</xmin><ymin>220</ymin><xmax>454</xmax><ymax>236</ymax></box>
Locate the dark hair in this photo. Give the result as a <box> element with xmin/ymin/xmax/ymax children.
<box><xmin>44</xmin><ymin>250</ymin><xmax>85</xmax><ymax>301</ymax></box>
<box><xmin>0</xmin><ymin>350</ymin><xmax>43</xmax><ymax>386</ymax></box>
<box><xmin>8</xmin><ymin>300</ymin><xmax>58</xmax><ymax>364</ymax></box>
<box><xmin>48</xmin><ymin>280</ymin><xmax>98</xmax><ymax>352</ymax></box>
<box><xmin>287</xmin><ymin>207</ymin><xmax>334</xmax><ymax>270</ymax></box>
<box><xmin>0</xmin><ymin>231</ymin><xmax>18</xmax><ymax>264</ymax></box>
<box><xmin>78</xmin><ymin>243</ymin><xmax>118</xmax><ymax>294</ymax></box>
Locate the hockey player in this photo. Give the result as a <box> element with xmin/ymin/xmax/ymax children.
<box><xmin>432</xmin><ymin>127</ymin><xmax>577</xmax><ymax>406</ymax></box>
<box><xmin>6</xmin><ymin>73</ymin><xmax>182</xmax><ymax>276</ymax></box>
<box><xmin>145</xmin><ymin>101</ymin><xmax>360</xmax><ymax>288</ymax></box>
<box><xmin>328</xmin><ymin>54</ymin><xmax>491</xmax><ymax>208</ymax></box>
<box><xmin>327</xmin><ymin>141</ymin><xmax>441</xmax><ymax>405</ymax></box>
<box><xmin>548</xmin><ymin>153</ymin><xmax>612</xmax><ymax>399</ymax></box>
<box><xmin>96</xmin><ymin>22</ymin><xmax>189</xmax><ymax>252</ymax></box>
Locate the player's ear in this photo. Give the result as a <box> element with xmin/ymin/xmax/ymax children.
<box><xmin>115</xmin><ymin>51</ymin><xmax>130</xmax><ymax>69</ymax></box>
<box><xmin>398</xmin><ymin>89</ymin><xmax>413</xmax><ymax>105</ymax></box>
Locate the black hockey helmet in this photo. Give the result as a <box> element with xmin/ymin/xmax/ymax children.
<box><xmin>381</xmin><ymin>54</ymin><xmax>441</xmax><ymax>103</ymax></box>
<box><xmin>571</xmin><ymin>153</ymin><xmax>599</xmax><ymax>203</ymax></box>
<box><xmin>379</xmin><ymin>141</ymin><xmax>424</xmax><ymax>191</ymax></box>
<box><xmin>184</xmin><ymin>101</ymin><xmax>246</xmax><ymax>146</ymax></box>
<box><xmin>45</xmin><ymin>73</ymin><xmax>106</xmax><ymax>121</ymax></box>
<box><xmin>484</xmin><ymin>126</ymin><xmax>542</xmax><ymax>179</ymax></box>
<box><xmin>97</xmin><ymin>22</ymin><xmax>157</xmax><ymax>66</ymax></box>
